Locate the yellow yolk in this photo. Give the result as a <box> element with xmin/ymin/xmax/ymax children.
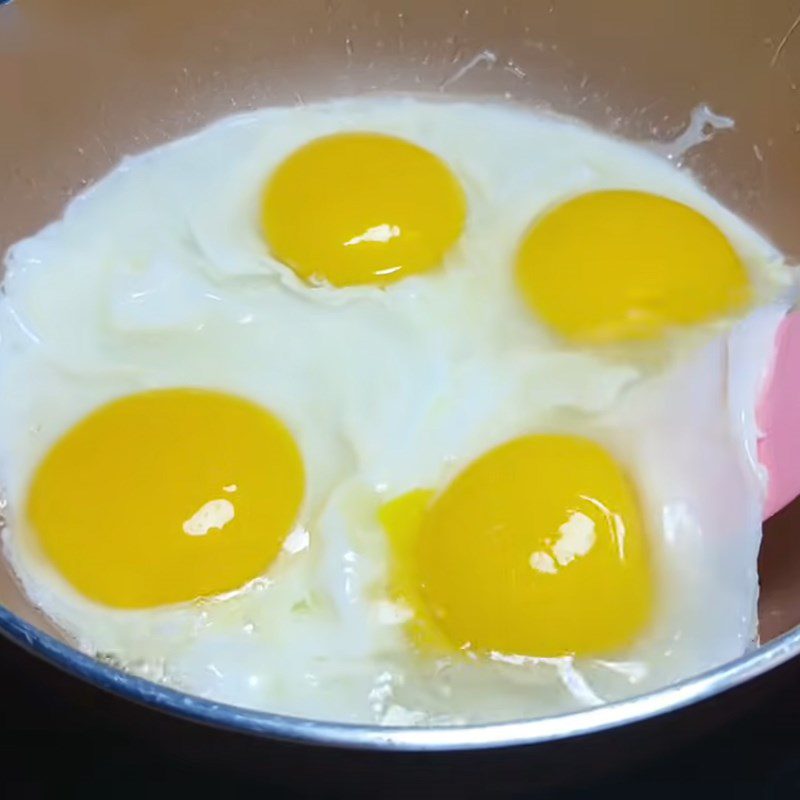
<box><xmin>516</xmin><ymin>190</ymin><xmax>751</xmax><ymax>343</ymax></box>
<box><xmin>382</xmin><ymin>435</ymin><xmax>652</xmax><ymax>658</ymax></box>
<box><xmin>261</xmin><ymin>133</ymin><xmax>466</xmax><ymax>287</ymax></box>
<box><xmin>26</xmin><ymin>389</ymin><xmax>304</xmax><ymax>609</ymax></box>
<box><xmin>379</xmin><ymin>488</ymin><xmax>450</xmax><ymax>652</ymax></box>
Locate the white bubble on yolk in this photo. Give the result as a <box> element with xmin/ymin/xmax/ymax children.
<box><xmin>343</xmin><ymin>224</ymin><xmax>402</xmax><ymax>247</ymax></box>
<box><xmin>551</xmin><ymin>511</ymin><xmax>597</xmax><ymax>567</ymax></box>
<box><xmin>527</xmin><ymin>511</ymin><xmax>598</xmax><ymax>574</ymax></box>
<box><xmin>528</xmin><ymin>551</ymin><xmax>557</xmax><ymax>575</ymax></box>
<box><xmin>183</xmin><ymin>498</ymin><xmax>236</xmax><ymax>537</ymax></box>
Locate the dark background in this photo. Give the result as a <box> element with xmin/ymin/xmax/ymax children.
<box><xmin>2</xmin><ymin>630</ymin><xmax>799</xmax><ymax>799</ymax></box>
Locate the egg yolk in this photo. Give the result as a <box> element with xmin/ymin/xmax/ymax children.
<box><xmin>26</xmin><ymin>389</ymin><xmax>305</xmax><ymax>609</ymax></box>
<box><xmin>382</xmin><ymin>435</ymin><xmax>652</xmax><ymax>658</ymax></box>
<box><xmin>261</xmin><ymin>133</ymin><xmax>466</xmax><ymax>287</ymax></box>
<box><xmin>379</xmin><ymin>488</ymin><xmax>451</xmax><ymax>652</ymax></box>
<box><xmin>515</xmin><ymin>190</ymin><xmax>751</xmax><ymax>343</ymax></box>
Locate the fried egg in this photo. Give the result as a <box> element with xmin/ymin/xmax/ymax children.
<box><xmin>0</xmin><ymin>97</ymin><xmax>794</xmax><ymax>724</ymax></box>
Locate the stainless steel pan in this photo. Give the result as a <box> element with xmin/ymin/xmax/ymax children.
<box><xmin>1</xmin><ymin>0</ymin><xmax>799</xmax><ymax>762</ymax></box>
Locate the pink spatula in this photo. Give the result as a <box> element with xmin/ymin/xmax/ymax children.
<box><xmin>758</xmin><ymin>310</ymin><xmax>800</xmax><ymax>518</ymax></box>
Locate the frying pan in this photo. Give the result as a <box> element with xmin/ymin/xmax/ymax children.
<box><xmin>2</xmin><ymin>0</ymin><xmax>800</xmax><ymax>784</ymax></box>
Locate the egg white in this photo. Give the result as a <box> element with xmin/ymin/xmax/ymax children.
<box><xmin>0</xmin><ymin>97</ymin><xmax>794</xmax><ymax>724</ymax></box>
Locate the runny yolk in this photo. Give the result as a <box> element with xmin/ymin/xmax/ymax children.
<box><xmin>261</xmin><ymin>132</ymin><xmax>466</xmax><ymax>287</ymax></box>
<box><xmin>26</xmin><ymin>389</ymin><xmax>305</xmax><ymax>609</ymax></box>
<box><xmin>515</xmin><ymin>190</ymin><xmax>751</xmax><ymax>343</ymax></box>
<box><xmin>381</xmin><ymin>435</ymin><xmax>653</xmax><ymax>658</ymax></box>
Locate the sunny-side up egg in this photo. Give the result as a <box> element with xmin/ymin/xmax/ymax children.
<box><xmin>0</xmin><ymin>96</ymin><xmax>794</xmax><ymax>724</ymax></box>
